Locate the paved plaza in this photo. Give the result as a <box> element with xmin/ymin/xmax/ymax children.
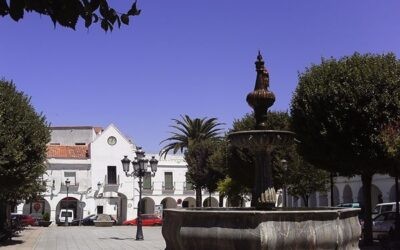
<box><xmin>1</xmin><ymin>226</ymin><xmax>165</xmax><ymax>250</ymax></box>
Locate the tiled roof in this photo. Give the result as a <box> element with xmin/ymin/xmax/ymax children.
<box><xmin>47</xmin><ymin>145</ymin><xmax>89</xmax><ymax>159</ymax></box>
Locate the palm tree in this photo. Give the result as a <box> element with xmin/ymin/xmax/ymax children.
<box><xmin>160</xmin><ymin>115</ymin><xmax>223</xmax><ymax>207</ymax></box>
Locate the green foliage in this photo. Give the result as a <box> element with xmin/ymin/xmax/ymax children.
<box><xmin>286</xmin><ymin>155</ymin><xmax>329</xmax><ymax>207</ymax></box>
<box><xmin>0</xmin><ymin>0</ymin><xmax>140</xmax><ymax>31</ymax></box>
<box><xmin>160</xmin><ymin>115</ymin><xmax>223</xmax><ymax>206</ymax></box>
<box><xmin>185</xmin><ymin>139</ymin><xmax>225</xmax><ymax>193</ymax></box>
<box><xmin>42</xmin><ymin>212</ymin><xmax>50</xmax><ymax>222</ymax></box>
<box><xmin>0</xmin><ymin>79</ymin><xmax>50</xmax><ymax>202</ymax></box>
<box><xmin>160</xmin><ymin>115</ymin><xmax>223</xmax><ymax>158</ymax></box>
<box><xmin>290</xmin><ymin>52</ymin><xmax>400</xmax><ymax>244</ymax></box>
<box><xmin>291</xmin><ymin>53</ymin><xmax>400</xmax><ymax>175</ymax></box>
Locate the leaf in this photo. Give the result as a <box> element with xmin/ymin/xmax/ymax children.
<box><xmin>127</xmin><ymin>1</ymin><xmax>140</xmax><ymax>16</ymax></box>
<box><xmin>101</xmin><ymin>19</ymin><xmax>108</xmax><ymax>32</ymax></box>
<box><xmin>121</xmin><ymin>14</ymin><xmax>129</xmax><ymax>25</ymax></box>
<box><xmin>0</xmin><ymin>0</ymin><xmax>9</xmax><ymax>16</ymax></box>
<box><xmin>9</xmin><ymin>0</ymin><xmax>24</xmax><ymax>21</ymax></box>
<box><xmin>84</xmin><ymin>13</ymin><xmax>92</xmax><ymax>28</ymax></box>
<box><xmin>107</xmin><ymin>8</ymin><xmax>117</xmax><ymax>24</ymax></box>
<box><xmin>89</xmin><ymin>0</ymin><xmax>100</xmax><ymax>12</ymax></box>
<box><xmin>92</xmin><ymin>13</ymin><xmax>99</xmax><ymax>23</ymax></box>
<box><xmin>99</xmin><ymin>0</ymin><xmax>108</xmax><ymax>18</ymax></box>
<box><xmin>116</xmin><ymin>15</ymin><xmax>121</xmax><ymax>28</ymax></box>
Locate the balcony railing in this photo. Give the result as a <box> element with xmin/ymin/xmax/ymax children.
<box><xmin>143</xmin><ymin>181</ymin><xmax>154</xmax><ymax>195</ymax></box>
<box><xmin>183</xmin><ymin>182</ymin><xmax>195</xmax><ymax>194</ymax></box>
<box><xmin>162</xmin><ymin>181</ymin><xmax>175</xmax><ymax>194</ymax></box>
<box><xmin>60</xmin><ymin>182</ymin><xmax>79</xmax><ymax>193</ymax></box>
<box><xmin>104</xmin><ymin>174</ymin><xmax>120</xmax><ymax>186</ymax></box>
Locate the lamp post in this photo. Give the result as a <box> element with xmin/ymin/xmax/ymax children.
<box><xmin>281</xmin><ymin>159</ymin><xmax>288</xmax><ymax>207</ymax></box>
<box><xmin>65</xmin><ymin>178</ymin><xmax>70</xmax><ymax>226</ymax></box>
<box><xmin>121</xmin><ymin>147</ymin><xmax>158</xmax><ymax>240</ymax></box>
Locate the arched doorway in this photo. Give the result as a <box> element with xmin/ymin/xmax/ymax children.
<box><xmin>161</xmin><ymin>197</ymin><xmax>177</xmax><ymax>209</ymax></box>
<box><xmin>358</xmin><ymin>184</ymin><xmax>382</xmax><ymax>208</ymax></box>
<box><xmin>203</xmin><ymin>197</ymin><xmax>218</xmax><ymax>207</ymax></box>
<box><xmin>56</xmin><ymin>197</ymin><xmax>80</xmax><ymax>224</ymax></box>
<box><xmin>343</xmin><ymin>185</ymin><xmax>353</xmax><ymax>203</ymax></box>
<box><xmin>140</xmin><ymin>197</ymin><xmax>155</xmax><ymax>214</ymax></box>
<box><xmin>182</xmin><ymin>197</ymin><xmax>196</xmax><ymax>208</ymax></box>
<box><xmin>117</xmin><ymin>193</ymin><xmax>128</xmax><ymax>224</ymax></box>
<box><xmin>23</xmin><ymin>198</ymin><xmax>51</xmax><ymax>219</ymax></box>
<box><xmin>309</xmin><ymin>193</ymin><xmax>317</xmax><ymax>207</ymax></box>
<box><xmin>389</xmin><ymin>184</ymin><xmax>400</xmax><ymax>202</ymax></box>
<box><xmin>319</xmin><ymin>193</ymin><xmax>328</xmax><ymax>206</ymax></box>
<box><xmin>332</xmin><ymin>185</ymin><xmax>340</xmax><ymax>206</ymax></box>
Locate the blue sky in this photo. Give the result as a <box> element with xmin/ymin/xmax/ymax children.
<box><xmin>1</xmin><ymin>1</ymin><xmax>400</xmax><ymax>153</ymax></box>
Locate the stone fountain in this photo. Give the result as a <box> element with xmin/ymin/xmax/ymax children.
<box><xmin>162</xmin><ymin>52</ymin><xmax>361</xmax><ymax>250</ymax></box>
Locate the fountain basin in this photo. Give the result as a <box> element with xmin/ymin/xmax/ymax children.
<box><xmin>228</xmin><ymin>130</ymin><xmax>295</xmax><ymax>151</ymax></box>
<box><xmin>162</xmin><ymin>207</ymin><xmax>361</xmax><ymax>250</ymax></box>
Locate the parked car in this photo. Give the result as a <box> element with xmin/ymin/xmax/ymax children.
<box><xmin>123</xmin><ymin>214</ymin><xmax>162</xmax><ymax>226</ymax></box>
<box><xmin>11</xmin><ymin>214</ymin><xmax>36</xmax><ymax>227</ymax></box>
<box><xmin>372</xmin><ymin>211</ymin><xmax>396</xmax><ymax>240</ymax></box>
<box><xmin>58</xmin><ymin>209</ymin><xmax>74</xmax><ymax>225</ymax></box>
<box><xmin>372</xmin><ymin>202</ymin><xmax>400</xmax><ymax>219</ymax></box>
<box><xmin>71</xmin><ymin>214</ymin><xmax>116</xmax><ymax>226</ymax></box>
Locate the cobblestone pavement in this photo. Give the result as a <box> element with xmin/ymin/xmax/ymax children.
<box><xmin>1</xmin><ymin>225</ymin><xmax>165</xmax><ymax>250</ymax></box>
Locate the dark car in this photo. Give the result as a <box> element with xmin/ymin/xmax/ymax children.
<box><xmin>71</xmin><ymin>214</ymin><xmax>116</xmax><ymax>226</ymax></box>
<box><xmin>123</xmin><ymin>214</ymin><xmax>162</xmax><ymax>226</ymax></box>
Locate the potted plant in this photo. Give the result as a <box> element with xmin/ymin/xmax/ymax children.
<box><xmin>38</xmin><ymin>212</ymin><xmax>52</xmax><ymax>227</ymax></box>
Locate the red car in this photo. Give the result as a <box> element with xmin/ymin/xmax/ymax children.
<box><xmin>123</xmin><ymin>214</ymin><xmax>162</xmax><ymax>226</ymax></box>
<box><xmin>11</xmin><ymin>214</ymin><xmax>36</xmax><ymax>226</ymax></box>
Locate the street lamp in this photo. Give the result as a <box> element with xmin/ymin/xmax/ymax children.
<box><xmin>65</xmin><ymin>178</ymin><xmax>70</xmax><ymax>226</ymax></box>
<box><xmin>281</xmin><ymin>159</ymin><xmax>288</xmax><ymax>207</ymax></box>
<box><xmin>121</xmin><ymin>147</ymin><xmax>158</xmax><ymax>240</ymax></box>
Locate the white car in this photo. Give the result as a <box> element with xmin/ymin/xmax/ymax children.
<box><xmin>372</xmin><ymin>212</ymin><xmax>396</xmax><ymax>240</ymax></box>
<box><xmin>58</xmin><ymin>209</ymin><xmax>74</xmax><ymax>225</ymax></box>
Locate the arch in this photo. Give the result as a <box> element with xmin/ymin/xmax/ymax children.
<box><xmin>117</xmin><ymin>193</ymin><xmax>128</xmax><ymax>224</ymax></box>
<box><xmin>309</xmin><ymin>193</ymin><xmax>317</xmax><ymax>207</ymax></box>
<box><xmin>140</xmin><ymin>197</ymin><xmax>155</xmax><ymax>214</ymax></box>
<box><xmin>357</xmin><ymin>184</ymin><xmax>382</xmax><ymax>208</ymax></box>
<box><xmin>332</xmin><ymin>185</ymin><xmax>340</xmax><ymax>206</ymax></box>
<box><xmin>23</xmin><ymin>198</ymin><xmax>51</xmax><ymax>219</ymax></box>
<box><xmin>389</xmin><ymin>184</ymin><xmax>400</xmax><ymax>202</ymax></box>
<box><xmin>182</xmin><ymin>197</ymin><xmax>196</xmax><ymax>208</ymax></box>
<box><xmin>203</xmin><ymin>197</ymin><xmax>218</xmax><ymax>207</ymax></box>
<box><xmin>343</xmin><ymin>185</ymin><xmax>353</xmax><ymax>203</ymax></box>
<box><xmin>319</xmin><ymin>192</ymin><xmax>329</xmax><ymax>207</ymax></box>
<box><xmin>161</xmin><ymin>197</ymin><xmax>177</xmax><ymax>209</ymax></box>
<box><xmin>56</xmin><ymin>197</ymin><xmax>80</xmax><ymax>224</ymax></box>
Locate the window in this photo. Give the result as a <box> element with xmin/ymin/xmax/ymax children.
<box><xmin>143</xmin><ymin>172</ymin><xmax>152</xmax><ymax>190</ymax></box>
<box><xmin>64</xmin><ymin>172</ymin><xmax>76</xmax><ymax>185</ymax></box>
<box><xmin>107</xmin><ymin>166</ymin><xmax>117</xmax><ymax>185</ymax></box>
<box><xmin>164</xmin><ymin>172</ymin><xmax>173</xmax><ymax>190</ymax></box>
<box><xmin>185</xmin><ymin>180</ymin><xmax>193</xmax><ymax>190</ymax></box>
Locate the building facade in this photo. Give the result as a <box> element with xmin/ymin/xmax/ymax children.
<box><xmin>16</xmin><ymin>124</ymin><xmax>220</xmax><ymax>223</ymax></box>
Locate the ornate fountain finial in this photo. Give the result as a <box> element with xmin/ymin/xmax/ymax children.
<box><xmin>246</xmin><ymin>52</ymin><xmax>276</xmax><ymax>130</ymax></box>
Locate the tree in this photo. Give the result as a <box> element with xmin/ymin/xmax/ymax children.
<box><xmin>160</xmin><ymin>115</ymin><xmax>223</xmax><ymax>207</ymax></box>
<box><xmin>0</xmin><ymin>79</ymin><xmax>50</xmax><ymax>240</ymax></box>
<box><xmin>291</xmin><ymin>53</ymin><xmax>400</xmax><ymax>244</ymax></box>
<box><xmin>0</xmin><ymin>0</ymin><xmax>140</xmax><ymax>31</ymax></box>
<box><xmin>185</xmin><ymin>139</ymin><xmax>225</xmax><ymax>206</ymax></box>
<box><xmin>379</xmin><ymin>122</ymin><xmax>400</xmax><ymax>236</ymax></box>
<box><xmin>286</xmin><ymin>154</ymin><xmax>329</xmax><ymax>207</ymax></box>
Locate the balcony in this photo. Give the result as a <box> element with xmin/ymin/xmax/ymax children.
<box><xmin>142</xmin><ymin>182</ymin><xmax>154</xmax><ymax>195</ymax></box>
<box><xmin>162</xmin><ymin>181</ymin><xmax>175</xmax><ymax>194</ymax></box>
<box><xmin>60</xmin><ymin>182</ymin><xmax>79</xmax><ymax>193</ymax></box>
<box><xmin>103</xmin><ymin>174</ymin><xmax>120</xmax><ymax>193</ymax></box>
<box><xmin>183</xmin><ymin>182</ymin><xmax>195</xmax><ymax>195</ymax></box>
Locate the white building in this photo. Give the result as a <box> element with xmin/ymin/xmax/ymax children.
<box><xmin>16</xmin><ymin>124</ymin><xmax>220</xmax><ymax>223</ymax></box>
